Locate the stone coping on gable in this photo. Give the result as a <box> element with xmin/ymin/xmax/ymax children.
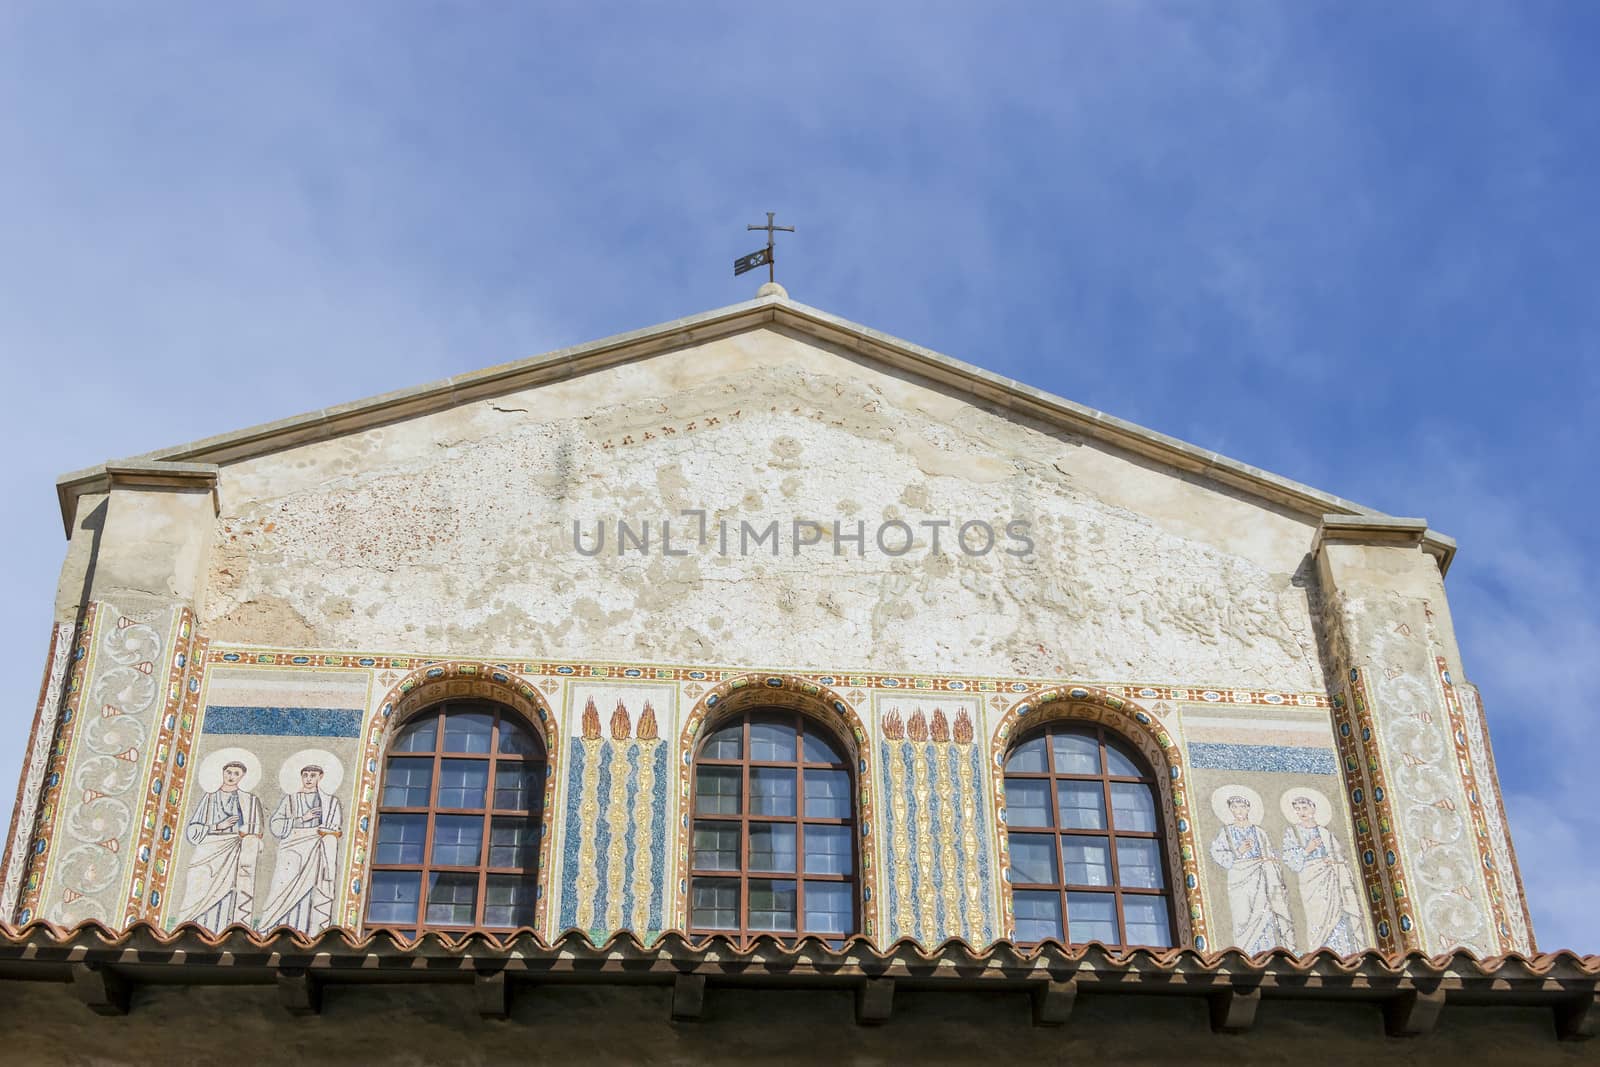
<box><xmin>51</xmin><ymin>295</ymin><xmax>1439</xmax><ymax>547</ymax></box>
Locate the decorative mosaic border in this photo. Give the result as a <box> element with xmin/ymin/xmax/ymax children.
<box><xmin>1435</xmin><ymin>657</ymin><xmax>1516</xmax><ymax>954</ymax></box>
<box><xmin>347</xmin><ymin>662</ymin><xmax>561</xmax><ymax>932</ymax></box>
<box><xmin>145</xmin><ymin>636</ymin><xmax>208</xmax><ymax>921</ymax></box>
<box><xmin>16</xmin><ymin>605</ymin><xmax>98</xmax><ymax>924</ymax></box>
<box><xmin>1328</xmin><ymin>683</ymin><xmax>1398</xmax><ymax>953</ymax></box>
<box><xmin>672</xmin><ymin>674</ymin><xmax>878</xmax><ymax>941</ymax></box>
<box><xmin>1347</xmin><ymin>668</ymin><xmax>1419</xmax><ymax>950</ymax></box>
<box><xmin>198</xmin><ymin>647</ymin><xmax>1330</xmax><ymax>710</ymax></box>
<box><xmin>988</xmin><ymin>686</ymin><xmax>1209</xmax><ymax>951</ymax></box>
<box><xmin>119</xmin><ymin>610</ymin><xmax>194</xmax><ymax>924</ymax></box>
<box><xmin>1</xmin><ymin>623</ymin><xmax>73</xmax><ymax>921</ymax></box>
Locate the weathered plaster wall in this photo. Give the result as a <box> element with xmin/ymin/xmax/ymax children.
<box><xmin>201</xmin><ymin>327</ymin><xmax>1325</xmax><ymax>690</ymax></box>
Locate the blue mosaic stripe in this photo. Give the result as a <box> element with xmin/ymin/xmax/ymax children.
<box><xmin>647</xmin><ymin>742</ymin><xmax>668</xmax><ymax>932</ymax></box>
<box><xmin>878</xmin><ymin>741</ymin><xmax>900</xmax><ymax>939</ymax></box>
<box><xmin>926</xmin><ymin>743</ymin><xmax>947</xmax><ymax>938</ymax></box>
<box><xmin>948</xmin><ymin>746</ymin><xmax>970</xmax><ymax>941</ymax></box>
<box><xmin>902</xmin><ymin>742</ymin><xmax>922</xmax><ymax>940</ymax></box>
<box><xmin>969</xmin><ymin>743</ymin><xmax>994</xmax><ymax>944</ymax></box>
<box><xmin>622</xmin><ymin>742</ymin><xmax>639</xmax><ymax>928</ymax></box>
<box><xmin>594</xmin><ymin>744</ymin><xmax>614</xmax><ymax>930</ymax></box>
<box><xmin>1188</xmin><ymin>742</ymin><xmax>1337</xmax><ymax>775</ymax></box>
<box><xmin>201</xmin><ymin>705</ymin><xmax>362</xmax><ymax>737</ymax></box>
<box><xmin>557</xmin><ymin>740</ymin><xmax>587</xmax><ymax>931</ymax></box>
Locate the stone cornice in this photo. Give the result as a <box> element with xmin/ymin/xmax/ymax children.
<box><xmin>1312</xmin><ymin>513</ymin><xmax>1457</xmax><ymax>575</ymax></box>
<box><xmin>55</xmin><ymin>460</ymin><xmax>221</xmax><ymax>532</ymax></box>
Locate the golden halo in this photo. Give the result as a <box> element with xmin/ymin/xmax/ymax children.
<box><xmin>196</xmin><ymin>747</ymin><xmax>262</xmax><ymax>793</ymax></box>
<box><xmin>1210</xmin><ymin>783</ymin><xmax>1265</xmax><ymax>825</ymax></box>
<box><xmin>277</xmin><ymin>749</ymin><xmax>345</xmax><ymax>795</ymax></box>
<box><xmin>1280</xmin><ymin>785</ymin><xmax>1334</xmax><ymax>827</ymax></box>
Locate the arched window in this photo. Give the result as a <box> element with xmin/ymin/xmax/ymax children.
<box><xmin>365</xmin><ymin>701</ymin><xmax>545</xmax><ymax>936</ymax></box>
<box><xmin>688</xmin><ymin>708</ymin><xmax>857</xmax><ymax>944</ymax></box>
<box><xmin>1003</xmin><ymin>721</ymin><xmax>1174</xmax><ymax>947</ymax></box>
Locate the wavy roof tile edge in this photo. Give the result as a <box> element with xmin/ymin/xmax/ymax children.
<box><xmin>2</xmin><ymin>920</ymin><xmax>1595</xmax><ymax>981</ymax></box>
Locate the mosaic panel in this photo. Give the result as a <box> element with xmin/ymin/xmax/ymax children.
<box><xmin>555</xmin><ymin>685</ymin><xmax>674</xmax><ymax>938</ymax></box>
<box><xmin>875</xmin><ymin>695</ymin><xmax>995</xmax><ymax>946</ymax></box>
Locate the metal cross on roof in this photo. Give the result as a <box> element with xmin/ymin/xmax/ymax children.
<box><xmin>734</xmin><ymin>211</ymin><xmax>795</xmax><ymax>284</ymax></box>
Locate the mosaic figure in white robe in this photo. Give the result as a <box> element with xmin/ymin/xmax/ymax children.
<box><xmin>178</xmin><ymin>761</ymin><xmax>264</xmax><ymax>930</ymax></box>
<box><xmin>1208</xmin><ymin>791</ymin><xmax>1296</xmax><ymax>953</ymax></box>
<box><xmin>260</xmin><ymin>765</ymin><xmax>344</xmax><ymax>934</ymax></box>
<box><xmin>1281</xmin><ymin>794</ymin><xmax>1366</xmax><ymax>955</ymax></box>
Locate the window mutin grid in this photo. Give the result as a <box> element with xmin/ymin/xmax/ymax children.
<box><xmin>687</xmin><ymin>708</ymin><xmax>858</xmax><ymax>945</ymax></box>
<box><xmin>365</xmin><ymin>701</ymin><xmax>545</xmax><ymax>937</ymax></box>
<box><xmin>1003</xmin><ymin>721</ymin><xmax>1176</xmax><ymax>948</ymax></box>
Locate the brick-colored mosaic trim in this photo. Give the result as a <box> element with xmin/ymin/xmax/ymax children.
<box><xmin>16</xmin><ymin>605</ymin><xmax>99</xmax><ymax>924</ymax></box>
<box><xmin>672</xmin><ymin>674</ymin><xmax>878</xmax><ymax>940</ymax></box>
<box><xmin>988</xmin><ymin>686</ymin><xmax>1209</xmax><ymax>951</ymax></box>
<box><xmin>119</xmin><ymin>610</ymin><xmax>194</xmax><ymax>924</ymax></box>
<box><xmin>139</xmin><ymin>635</ymin><xmax>208</xmax><ymax>923</ymax></box>
<box><xmin>1435</xmin><ymin>657</ymin><xmax>1516</xmax><ymax>955</ymax></box>
<box><xmin>1347</xmin><ymin>668</ymin><xmax>1420</xmax><ymax>951</ymax></box>
<box><xmin>198</xmin><ymin>646</ymin><xmax>1331</xmax><ymax>709</ymax></box>
<box><xmin>1327</xmin><ymin>684</ymin><xmax>1397</xmax><ymax>953</ymax></box>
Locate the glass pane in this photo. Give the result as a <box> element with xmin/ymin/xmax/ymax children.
<box><xmin>1008</xmin><ymin>833</ymin><xmax>1058</xmax><ymax>885</ymax></box>
<box><xmin>425</xmin><ymin>872</ymin><xmax>478</xmax><ymax>925</ymax></box>
<box><xmin>437</xmin><ymin>760</ymin><xmax>489</xmax><ymax>809</ymax></box>
<box><xmin>1066</xmin><ymin>891</ymin><xmax>1120</xmax><ymax>944</ymax></box>
<box><xmin>694</xmin><ymin>766</ymin><xmax>742</xmax><ymax>815</ymax></box>
<box><xmin>1117</xmin><ymin>839</ymin><xmax>1165</xmax><ymax>889</ymax></box>
<box><xmin>802</xmin><ymin>728</ymin><xmax>845</xmax><ymax>765</ymax></box>
<box><xmin>693</xmin><ymin>821</ymin><xmax>740</xmax><ymax>871</ymax></box>
<box><xmin>690</xmin><ymin>877</ymin><xmax>740</xmax><ymax>930</ymax></box>
<box><xmin>367</xmin><ymin>871</ymin><xmax>421</xmax><ymax>926</ymax></box>
<box><xmin>1104</xmin><ymin>739</ymin><xmax>1142</xmax><ymax>778</ymax></box>
<box><xmin>1052</xmin><ymin>731</ymin><xmax>1101</xmax><ymax>775</ymax></box>
<box><xmin>750</xmin><ymin>768</ymin><xmax>797</xmax><ymax>817</ymax></box>
<box><xmin>749</xmin><ymin>823</ymin><xmax>797</xmax><ymax>873</ymax></box>
<box><xmin>443</xmin><ymin>709</ymin><xmax>494</xmax><ymax>753</ymax></box>
<box><xmin>382</xmin><ymin>758</ymin><xmax>433</xmax><ymax>807</ymax></box>
<box><xmin>804</xmin><ymin>880</ymin><xmax>853</xmax><ymax>935</ymax></box>
<box><xmin>482</xmin><ymin>875</ymin><xmax>538</xmax><ymax>928</ymax></box>
<box><xmin>374</xmin><ymin>813</ymin><xmax>426</xmax><ymax>865</ymax></box>
<box><xmin>1005</xmin><ymin>735</ymin><xmax>1048</xmax><ymax>773</ymax></box>
<box><xmin>494</xmin><ymin>764</ymin><xmax>540</xmax><ymax>811</ymax></box>
<box><xmin>488</xmin><ymin>817</ymin><xmax>539</xmax><ymax>869</ymax></box>
<box><xmin>804</xmin><ymin>769</ymin><xmax>850</xmax><ymax>819</ymax></box>
<box><xmin>1063</xmin><ymin>837</ymin><xmax>1112</xmax><ymax>887</ymax></box>
<box><xmin>393</xmin><ymin>715</ymin><xmax>437</xmax><ymax>753</ymax></box>
<box><xmin>1013</xmin><ymin>890</ymin><xmax>1063</xmax><ymax>942</ymax></box>
<box><xmin>1110</xmin><ymin>782</ymin><xmax>1157</xmax><ymax>832</ymax></box>
<box><xmin>804</xmin><ymin>824</ymin><xmax>853</xmax><ymax>875</ymax></box>
<box><xmin>1123</xmin><ymin>896</ymin><xmax>1173</xmax><ymax>948</ymax></box>
<box><xmin>431</xmin><ymin>814</ymin><xmax>484</xmax><ymax>866</ymax></box>
<box><xmin>497</xmin><ymin>721</ymin><xmax>541</xmax><ymax>756</ymax></box>
<box><xmin>750</xmin><ymin>716</ymin><xmax>797</xmax><ymax>761</ymax></box>
<box><xmin>1004</xmin><ymin>778</ymin><xmax>1052</xmax><ymax>828</ymax></box>
<box><xmin>1057</xmin><ymin>780</ymin><xmax>1107</xmax><ymax>830</ymax></box>
<box><xmin>748</xmin><ymin>879</ymin><xmax>797</xmax><ymax>932</ymax></box>
<box><xmin>701</xmin><ymin>722</ymin><xmax>742</xmax><ymax>760</ymax></box>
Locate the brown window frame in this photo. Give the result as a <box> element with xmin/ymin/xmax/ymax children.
<box><xmin>366</xmin><ymin>700</ymin><xmax>545</xmax><ymax>937</ymax></box>
<box><xmin>687</xmin><ymin>707</ymin><xmax>859</xmax><ymax>946</ymax></box>
<box><xmin>1004</xmin><ymin>721</ymin><xmax>1176</xmax><ymax>948</ymax></box>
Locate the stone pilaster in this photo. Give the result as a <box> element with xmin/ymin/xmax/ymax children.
<box><xmin>1314</xmin><ymin>515</ymin><xmax>1529</xmax><ymax>956</ymax></box>
<box><xmin>11</xmin><ymin>462</ymin><xmax>216</xmax><ymax>926</ymax></box>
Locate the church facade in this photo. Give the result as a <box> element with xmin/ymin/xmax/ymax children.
<box><xmin>1</xmin><ymin>291</ymin><xmax>1592</xmax><ymax>1060</ymax></box>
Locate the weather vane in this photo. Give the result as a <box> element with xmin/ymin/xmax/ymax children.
<box><xmin>734</xmin><ymin>211</ymin><xmax>794</xmax><ymax>284</ymax></box>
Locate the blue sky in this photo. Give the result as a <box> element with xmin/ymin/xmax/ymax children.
<box><xmin>1</xmin><ymin>4</ymin><xmax>1595</xmax><ymax>950</ymax></box>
